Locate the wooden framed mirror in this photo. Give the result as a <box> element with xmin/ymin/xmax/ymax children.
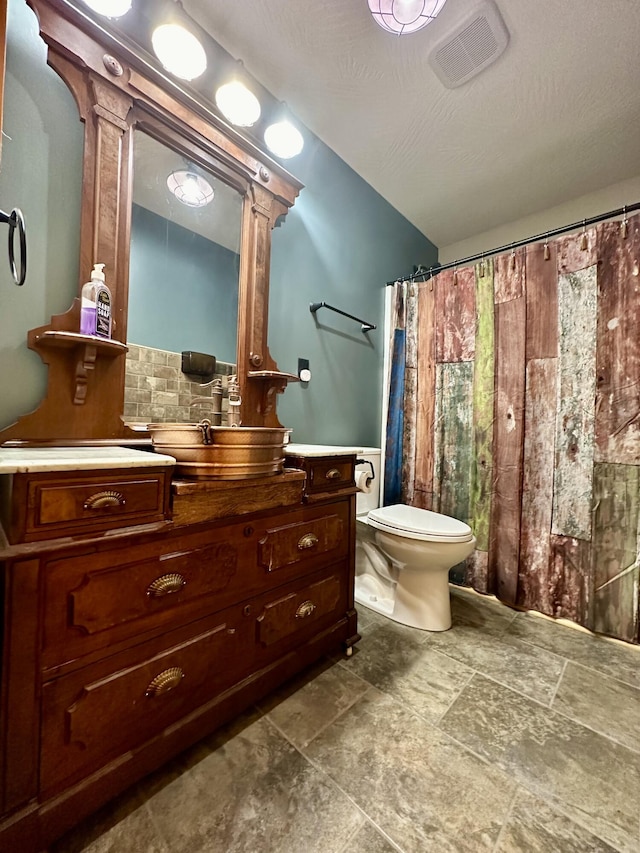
<box><xmin>0</xmin><ymin>0</ymin><xmax>302</xmax><ymax>446</ymax></box>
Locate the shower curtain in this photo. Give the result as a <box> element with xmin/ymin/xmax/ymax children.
<box><xmin>385</xmin><ymin>213</ymin><xmax>640</xmax><ymax>644</ymax></box>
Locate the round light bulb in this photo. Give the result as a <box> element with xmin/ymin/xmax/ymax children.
<box><xmin>81</xmin><ymin>0</ymin><xmax>132</xmax><ymax>17</ymax></box>
<box><xmin>215</xmin><ymin>80</ymin><xmax>261</xmax><ymax>127</ymax></box>
<box><xmin>264</xmin><ymin>120</ymin><xmax>304</xmax><ymax>159</ymax></box>
<box><xmin>151</xmin><ymin>24</ymin><xmax>207</xmax><ymax>81</ymax></box>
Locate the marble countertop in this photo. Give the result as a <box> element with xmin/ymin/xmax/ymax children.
<box><xmin>0</xmin><ymin>446</ymin><xmax>176</xmax><ymax>474</ymax></box>
<box><xmin>285</xmin><ymin>444</ymin><xmax>364</xmax><ymax>457</ymax></box>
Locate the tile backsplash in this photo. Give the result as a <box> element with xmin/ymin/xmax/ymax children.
<box><xmin>124</xmin><ymin>344</ymin><xmax>236</xmax><ymax>425</ymax></box>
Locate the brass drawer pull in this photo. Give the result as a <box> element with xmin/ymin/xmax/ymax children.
<box><xmin>298</xmin><ymin>532</ymin><xmax>319</xmax><ymax>550</ymax></box>
<box><xmin>145</xmin><ymin>666</ymin><xmax>184</xmax><ymax>698</ymax></box>
<box><xmin>296</xmin><ymin>600</ymin><xmax>317</xmax><ymax>619</ymax></box>
<box><xmin>147</xmin><ymin>573</ymin><xmax>187</xmax><ymax>598</ymax></box>
<box><xmin>83</xmin><ymin>490</ymin><xmax>126</xmax><ymax>510</ymax></box>
<box><xmin>325</xmin><ymin>468</ymin><xmax>342</xmax><ymax>480</ymax></box>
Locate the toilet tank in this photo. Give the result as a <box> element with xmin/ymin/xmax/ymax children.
<box><xmin>355</xmin><ymin>448</ymin><xmax>381</xmax><ymax>515</ymax></box>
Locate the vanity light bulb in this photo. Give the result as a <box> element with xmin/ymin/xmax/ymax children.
<box><xmin>151</xmin><ymin>24</ymin><xmax>207</xmax><ymax>81</ymax></box>
<box><xmin>264</xmin><ymin>120</ymin><xmax>304</xmax><ymax>159</ymax></box>
<box><xmin>215</xmin><ymin>81</ymin><xmax>261</xmax><ymax>128</ymax></box>
<box><xmin>81</xmin><ymin>0</ymin><xmax>132</xmax><ymax>17</ymax></box>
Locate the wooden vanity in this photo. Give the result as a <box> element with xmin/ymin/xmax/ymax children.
<box><xmin>0</xmin><ymin>2</ymin><xmax>359</xmax><ymax>848</ymax></box>
<box><xmin>0</xmin><ymin>447</ymin><xmax>359</xmax><ymax>848</ymax></box>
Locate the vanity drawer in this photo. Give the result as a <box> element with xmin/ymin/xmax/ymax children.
<box><xmin>40</xmin><ymin>607</ymin><xmax>249</xmax><ymax>796</ymax></box>
<box><xmin>42</xmin><ymin>525</ymin><xmax>250</xmax><ymax>669</ymax></box>
<box><xmin>257</xmin><ymin>502</ymin><xmax>349</xmax><ymax>573</ymax></box>
<box><xmin>9</xmin><ymin>468</ymin><xmax>171</xmax><ymax>542</ymax></box>
<box><xmin>285</xmin><ymin>455</ymin><xmax>355</xmax><ymax>497</ymax></box>
<box><xmin>254</xmin><ymin>566</ymin><xmax>347</xmax><ymax>652</ymax></box>
<box><xmin>42</xmin><ymin>501</ymin><xmax>351</xmax><ymax>670</ymax></box>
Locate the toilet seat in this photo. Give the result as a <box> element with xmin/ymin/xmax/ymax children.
<box><xmin>367</xmin><ymin>504</ymin><xmax>473</xmax><ymax>543</ymax></box>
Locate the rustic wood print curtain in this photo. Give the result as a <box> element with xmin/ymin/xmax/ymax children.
<box><xmin>386</xmin><ymin>213</ymin><xmax>640</xmax><ymax>644</ymax></box>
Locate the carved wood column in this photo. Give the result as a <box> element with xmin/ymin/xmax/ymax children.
<box><xmin>239</xmin><ymin>184</ymin><xmax>292</xmax><ymax>426</ymax></box>
<box><xmin>88</xmin><ymin>76</ymin><xmax>133</xmax><ymax>345</ymax></box>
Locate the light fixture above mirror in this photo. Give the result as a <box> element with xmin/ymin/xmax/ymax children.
<box><xmin>79</xmin><ymin>0</ymin><xmax>305</xmax><ymax>161</ymax></box>
<box><xmin>368</xmin><ymin>0</ymin><xmax>448</xmax><ymax>34</ymax></box>
<box><xmin>215</xmin><ymin>80</ymin><xmax>261</xmax><ymax>128</ymax></box>
<box><xmin>166</xmin><ymin>170</ymin><xmax>214</xmax><ymax>207</ymax></box>
<box><xmin>264</xmin><ymin>119</ymin><xmax>304</xmax><ymax>160</ymax></box>
<box><xmin>151</xmin><ymin>23</ymin><xmax>207</xmax><ymax>81</ymax></box>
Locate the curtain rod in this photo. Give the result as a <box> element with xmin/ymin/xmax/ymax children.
<box><xmin>386</xmin><ymin>201</ymin><xmax>640</xmax><ymax>285</ymax></box>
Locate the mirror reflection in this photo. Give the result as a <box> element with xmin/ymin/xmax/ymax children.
<box><xmin>128</xmin><ymin>131</ymin><xmax>242</xmax><ymax>364</ymax></box>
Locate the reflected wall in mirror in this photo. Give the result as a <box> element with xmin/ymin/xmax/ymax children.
<box><xmin>128</xmin><ymin>131</ymin><xmax>242</xmax><ymax>364</ymax></box>
<box><xmin>125</xmin><ymin>131</ymin><xmax>242</xmax><ymax>426</ymax></box>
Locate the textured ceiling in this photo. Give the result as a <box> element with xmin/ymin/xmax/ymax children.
<box><xmin>182</xmin><ymin>0</ymin><xmax>640</xmax><ymax>249</ymax></box>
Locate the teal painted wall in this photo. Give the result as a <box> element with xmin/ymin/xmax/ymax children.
<box><xmin>128</xmin><ymin>204</ymin><xmax>239</xmax><ymax>363</ymax></box>
<box><xmin>269</xmin><ymin>138</ymin><xmax>436</xmax><ymax>446</ymax></box>
<box><xmin>0</xmin><ymin>0</ymin><xmax>83</xmax><ymax>432</ymax></box>
<box><xmin>0</xmin><ymin>0</ymin><xmax>438</xmax><ymax>441</ymax></box>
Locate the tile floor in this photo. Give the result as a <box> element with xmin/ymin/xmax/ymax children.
<box><xmin>54</xmin><ymin>587</ymin><xmax>640</xmax><ymax>853</ymax></box>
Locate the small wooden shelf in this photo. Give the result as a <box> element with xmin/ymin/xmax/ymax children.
<box><xmin>32</xmin><ymin>331</ymin><xmax>128</xmax><ymax>406</ymax></box>
<box><xmin>247</xmin><ymin>370</ymin><xmax>299</xmax><ymax>381</ymax></box>
<box><xmin>245</xmin><ymin>370</ymin><xmax>300</xmax><ymax>421</ymax></box>
<box><xmin>33</xmin><ymin>331</ymin><xmax>128</xmax><ymax>357</ymax></box>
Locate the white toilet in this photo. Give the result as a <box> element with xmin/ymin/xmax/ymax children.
<box><xmin>355</xmin><ymin>449</ymin><xmax>476</xmax><ymax>631</ymax></box>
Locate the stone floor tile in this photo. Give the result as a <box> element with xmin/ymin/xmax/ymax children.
<box><xmin>449</xmin><ymin>585</ymin><xmax>518</xmax><ymax>634</ymax></box>
<box><xmin>355</xmin><ymin>604</ymin><xmax>381</xmax><ymax>632</ymax></box>
<box><xmin>552</xmin><ymin>660</ymin><xmax>640</xmax><ymax>753</ymax></box>
<box><xmin>258</xmin><ymin>658</ymin><xmax>370</xmax><ymax>748</ymax></box>
<box><xmin>495</xmin><ymin>788</ymin><xmax>620</xmax><ymax>852</ymax></box>
<box><xmin>357</xmin><ymin>603</ymin><xmax>431</xmax><ymax>642</ymax></box>
<box><xmin>343</xmin><ymin>621</ymin><xmax>472</xmax><ymax>723</ymax></box>
<box><xmin>440</xmin><ymin>674</ymin><xmax>640</xmax><ymax>853</ymax></box>
<box><xmin>337</xmin><ymin>820</ymin><xmax>402</xmax><ymax>853</ymax></box>
<box><xmin>146</xmin><ymin>714</ymin><xmax>362</xmax><ymax>853</ymax></box>
<box><xmin>304</xmin><ymin>687</ymin><xmax>515</xmax><ymax>853</ymax></box>
<box><xmin>507</xmin><ymin>613</ymin><xmax>640</xmax><ymax>689</ymax></box>
<box><xmin>52</xmin><ymin>790</ymin><xmax>167</xmax><ymax>853</ymax></box>
<box><xmin>426</xmin><ymin>622</ymin><xmax>566</xmax><ymax>704</ymax></box>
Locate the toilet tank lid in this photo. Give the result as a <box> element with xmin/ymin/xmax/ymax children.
<box><xmin>368</xmin><ymin>504</ymin><xmax>473</xmax><ymax>542</ymax></box>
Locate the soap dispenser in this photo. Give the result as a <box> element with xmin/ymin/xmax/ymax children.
<box><xmin>93</xmin><ymin>263</ymin><xmax>112</xmax><ymax>338</ymax></box>
<box><xmin>80</xmin><ymin>266</ymin><xmax>98</xmax><ymax>336</ymax></box>
<box><xmin>80</xmin><ymin>263</ymin><xmax>112</xmax><ymax>338</ymax></box>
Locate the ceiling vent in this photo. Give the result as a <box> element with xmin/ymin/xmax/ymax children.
<box><xmin>428</xmin><ymin>0</ymin><xmax>509</xmax><ymax>88</ymax></box>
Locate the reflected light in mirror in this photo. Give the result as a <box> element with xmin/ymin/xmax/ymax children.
<box><xmin>215</xmin><ymin>81</ymin><xmax>261</xmax><ymax>127</ymax></box>
<box><xmin>82</xmin><ymin>0</ymin><xmax>132</xmax><ymax>16</ymax></box>
<box><xmin>151</xmin><ymin>24</ymin><xmax>207</xmax><ymax>80</ymax></box>
<box><xmin>166</xmin><ymin>170</ymin><xmax>214</xmax><ymax>208</ymax></box>
<box><xmin>264</xmin><ymin>120</ymin><xmax>304</xmax><ymax>159</ymax></box>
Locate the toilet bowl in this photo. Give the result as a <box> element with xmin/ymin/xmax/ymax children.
<box><xmin>354</xmin><ymin>450</ymin><xmax>476</xmax><ymax>631</ymax></box>
<box><xmin>367</xmin><ymin>504</ymin><xmax>476</xmax><ymax>631</ymax></box>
